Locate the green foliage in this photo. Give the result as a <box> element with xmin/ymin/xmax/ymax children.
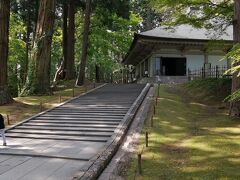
<box><xmin>51</xmin><ymin>26</ymin><xmax>62</xmax><ymax>79</ymax></box>
<box><xmin>149</xmin><ymin>0</ymin><xmax>233</xmax><ymax>32</ymax></box>
<box><xmin>131</xmin><ymin>0</ymin><xmax>163</xmax><ymax>31</ymax></box>
<box><xmin>75</xmin><ymin>10</ymin><xmax>142</xmax><ymax>82</ymax></box>
<box><xmin>227</xmin><ymin>89</ymin><xmax>240</xmax><ymax>102</ymax></box>
<box><xmin>225</xmin><ymin>44</ymin><xmax>240</xmax><ymax>101</ymax></box>
<box><xmin>226</xmin><ymin>44</ymin><xmax>240</xmax><ymax>76</ymax></box>
<box><xmin>88</xmin><ymin>12</ymin><xmax>141</xmax><ymax>81</ymax></box>
<box><xmin>93</xmin><ymin>0</ymin><xmax>131</xmax><ymax>20</ymax></box>
<box><xmin>7</xmin><ymin>0</ymin><xmax>141</xmax><ymax>96</ymax></box>
<box><xmin>8</xmin><ymin>13</ymin><xmax>26</xmax><ymax>97</ymax></box>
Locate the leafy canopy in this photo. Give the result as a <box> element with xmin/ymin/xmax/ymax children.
<box><xmin>149</xmin><ymin>0</ymin><xmax>233</xmax><ymax>32</ymax></box>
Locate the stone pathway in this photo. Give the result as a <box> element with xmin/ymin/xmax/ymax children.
<box><xmin>0</xmin><ymin>84</ymin><xmax>147</xmax><ymax>180</ymax></box>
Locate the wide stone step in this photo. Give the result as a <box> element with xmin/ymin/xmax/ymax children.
<box><xmin>61</xmin><ymin>105</ymin><xmax>130</xmax><ymax>108</ymax></box>
<box><xmin>34</xmin><ymin>117</ymin><xmax>122</xmax><ymax>121</ymax></box>
<box><xmin>6</xmin><ymin>133</ymin><xmax>108</xmax><ymax>142</ymax></box>
<box><xmin>40</xmin><ymin>114</ymin><xmax>125</xmax><ymax>118</ymax></box>
<box><xmin>50</xmin><ymin>109</ymin><xmax>128</xmax><ymax>113</ymax></box>
<box><xmin>70</xmin><ymin>99</ymin><xmax>134</xmax><ymax>101</ymax></box>
<box><xmin>16</xmin><ymin>125</ymin><xmax>115</xmax><ymax>132</ymax></box>
<box><xmin>71</xmin><ymin>100</ymin><xmax>135</xmax><ymax>102</ymax></box>
<box><xmin>8</xmin><ymin>129</ymin><xmax>113</xmax><ymax>137</ymax></box>
<box><xmin>69</xmin><ymin>102</ymin><xmax>133</xmax><ymax>105</ymax></box>
<box><xmin>67</xmin><ymin>103</ymin><xmax>133</xmax><ymax>106</ymax></box>
<box><xmin>28</xmin><ymin>120</ymin><xmax>119</xmax><ymax>125</ymax></box>
<box><xmin>44</xmin><ymin>112</ymin><xmax>126</xmax><ymax>116</ymax></box>
<box><xmin>22</xmin><ymin>122</ymin><xmax>117</xmax><ymax>128</ymax></box>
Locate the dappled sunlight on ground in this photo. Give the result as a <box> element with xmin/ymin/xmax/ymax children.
<box><xmin>189</xmin><ymin>102</ymin><xmax>208</xmax><ymax>107</ymax></box>
<box><xmin>204</xmin><ymin>127</ymin><xmax>240</xmax><ymax>135</ymax></box>
<box><xmin>158</xmin><ymin>97</ymin><xmax>181</xmax><ymax>104</ymax></box>
<box><xmin>15</xmin><ymin>97</ymin><xmax>41</xmax><ymax>105</ymax></box>
<box><xmin>128</xmin><ymin>85</ymin><xmax>240</xmax><ymax>179</ymax></box>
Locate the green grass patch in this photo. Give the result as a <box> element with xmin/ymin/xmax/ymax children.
<box><xmin>178</xmin><ymin>78</ymin><xmax>231</xmax><ymax>104</ymax></box>
<box><xmin>127</xmin><ymin>85</ymin><xmax>240</xmax><ymax>179</ymax></box>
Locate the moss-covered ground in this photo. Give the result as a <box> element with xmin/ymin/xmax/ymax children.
<box><xmin>127</xmin><ymin>81</ymin><xmax>240</xmax><ymax>180</ymax></box>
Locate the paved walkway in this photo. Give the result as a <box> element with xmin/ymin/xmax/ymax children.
<box><xmin>0</xmin><ymin>84</ymin><xmax>146</xmax><ymax>180</ymax></box>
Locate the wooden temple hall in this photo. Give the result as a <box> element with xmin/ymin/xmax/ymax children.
<box><xmin>123</xmin><ymin>25</ymin><xmax>233</xmax><ymax>84</ymax></box>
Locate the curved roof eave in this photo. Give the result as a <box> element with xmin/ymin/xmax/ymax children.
<box><xmin>122</xmin><ymin>33</ymin><xmax>234</xmax><ymax>65</ymax></box>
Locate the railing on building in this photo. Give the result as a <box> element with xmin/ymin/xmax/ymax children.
<box><xmin>188</xmin><ymin>65</ymin><xmax>232</xmax><ymax>80</ymax></box>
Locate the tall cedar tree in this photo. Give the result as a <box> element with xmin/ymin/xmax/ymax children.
<box><xmin>230</xmin><ymin>0</ymin><xmax>240</xmax><ymax>116</ymax></box>
<box><xmin>76</xmin><ymin>0</ymin><xmax>91</xmax><ymax>86</ymax></box>
<box><xmin>53</xmin><ymin>1</ymin><xmax>68</xmax><ymax>83</ymax></box>
<box><xmin>66</xmin><ymin>0</ymin><xmax>76</xmax><ymax>79</ymax></box>
<box><xmin>62</xmin><ymin>1</ymin><xmax>68</xmax><ymax>79</ymax></box>
<box><xmin>0</xmin><ymin>0</ymin><xmax>12</xmax><ymax>105</ymax></box>
<box><xmin>23</xmin><ymin>0</ymin><xmax>31</xmax><ymax>85</ymax></box>
<box><xmin>30</xmin><ymin>0</ymin><xmax>56</xmax><ymax>95</ymax></box>
<box><xmin>53</xmin><ymin>0</ymin><xmax>76</xmax><ymax>83</ymax></box>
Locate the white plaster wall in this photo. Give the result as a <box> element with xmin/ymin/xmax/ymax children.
<box><xmin>152</xmin><ymin>53</ymin><xmax>204</xmax><ymax>72</ymax></box>
<box><xmin>185</xmin><ymin>55</ymin><xmax>204</xmax><ymax>71</ymax></box>
<box><xmin>147</xmin><ymin>53</ymin><xmax>228</xmax><ymax>77</ymax></box>
<box><xmin>150</xmin><ymin>53</ymin><xmax>227</xmax><ymax>76</ymax></box>
<box><xmin>208</xmin><ymin>55</ymin><xmax>227</xmax><ymax>67</ymax></box>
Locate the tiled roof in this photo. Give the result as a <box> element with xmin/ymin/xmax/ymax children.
<box><xmin>140</xmin><ymin>25</ymin><xmax>233</xmax><ymax>41</ymax></box>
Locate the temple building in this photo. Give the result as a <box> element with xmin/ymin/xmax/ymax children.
<box><xmin>123</xmin><ymin>25</ymin><xmax>233</xmax><ymax>83</ymax></box>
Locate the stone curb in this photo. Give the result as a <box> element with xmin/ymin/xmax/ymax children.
<box><xmin>74</xmin><ymin>83</ymin><xmax>151</xmax><ymax>180</ymax></box>
<box><xmin>98</xmin><ymin>85</ymin><xmax>155</xmax><ymax>179</ymax></box>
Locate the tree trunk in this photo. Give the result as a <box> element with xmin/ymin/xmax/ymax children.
<box><xmin>0</xmin><ymin>0</ymin><xmax>12</xmax><ymax>105</ymax></box>
<box><xmin>23</xmin><ymin>0</ymin><xmax>31</xmax><ymax>85</ymax></box>
<box><xmin>53</xmin><ymin>59</ymin><xmax>64</xmax><ymax>82</ymax></box>
<box><xmin>95</xmin><ymin>65</ymin><xmax>100</xmax><ymax>83</ymax></box>
<box><xmin>53</xmin><ymin>2</ymin><xmax>68</xmax><ymax>83</ymax></box>
<box><xmin>76</xmin><ymin>0</ymin><xmax>91</xmax><ymax>86</ymax></box>
<box><xmin>230</xmin><ymin>0</ymin><xmax>240</xmax><ymax>117</ymax></box>
<box><xmin>30</xmin><ymin>0</ymin><xmax>56</xmax><ymax>95</ymax></box>
<box><xmin>62</xmin><ymin>1</ymin><xmax>68</xmax><ymax>79</ymax></box>
<box><xmin>146</xmin><ymin>9</ymin><xmax>152</xmax><ymax>31</ymax></box>
<box><xmin>65</xmin><ymin>0</ymin><xmax>76</xmax><ymax>80</ymax></box>
<box><xmin>32</xmin><ymin>0</ymin><xmax>40</xmax><ymax>45</ymax></box>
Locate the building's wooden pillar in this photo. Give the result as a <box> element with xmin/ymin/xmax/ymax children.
<box><xmin>136</xmin><ymin>64</ymin><xmax>140</xmax><ymax>79</ymax></box>
<box><xmin>227</xmin><ymin>57</ymin><xmax>231</xmax><ymax>69</ymax></box>
<box><xmin>121</xmin><ymin>67</ymin><xmax>124</xmax><ymax>84</ymax></box>
<box><xmin>147</xmin><ymin>58</ymin><xmax>151</xmax><ymax>77</ymax></box>
<box><xmin>141</xmin><ymin>62</ymin><xmax>144</xmax><ymax>78</ymax></box>
<box><xmin>143</xmin><ymin>61</ymin><xmax>146</xmax><ymax>77</ymax></box>
<box><xmin>204</xmin><ymin>52</ymin><xmax>210</xmax><ymax>77</ymax></box>
<box><xmin>204</xmin><ymin>53</ymin><xmax>209</xmax><ymax>64</ymax></box>
<box><xmin>139</xmin><ymin>63</ymin><xmax>142</xmax><ymax>78</ymax></box>
<box><xmin>144</xmin><ymin>59</ymin><xmax>149</xmax><ymax>77</ymax></box>
<box><xmin>226</xmin><ymin>48</ymin><xmax>232</xmax><ymax>69</ymax></box>
<box><xmin>149</xmin><ymin>57</ymin><xmax>152</xmax><ymax>77</ymax></box>
<box><xmin>126</xmin><ymin>65</ymin><xmax>129</xmax><ymax>83</ymax></box>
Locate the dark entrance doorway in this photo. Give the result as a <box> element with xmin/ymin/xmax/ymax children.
<box><xmin>161</xmin><ymin>57</ymin><xmax>186</xmax><ymax>76</ymax></box>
